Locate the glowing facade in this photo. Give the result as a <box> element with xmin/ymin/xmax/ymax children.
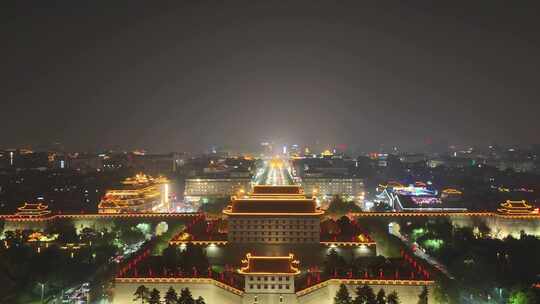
<box><xmin>441</xmin><ymin>188</ymin><xmax>463</xmax><ymax>201</ymax></box>
<box><xmin>301</xmin><ymin>176</ymin><xmax>365</xmax><ymax>203</ymax></box>
<box><xmin>15</xmin><ymin>202</ymin><xmax>52</xmax><ymax>218</ymax></box>
<box><xmin>497</xmin><ymin>200</ymin><xmax>538</xmax><ymax>215</ymax></box>
<box><xmin>239</xmin><ymin>253</ymin><xmax>299</xmax><ymax>294</ymax></box>
<box><xmin>223</xmin><ymin>185</ymin><xmax>323</xmax><ymax>244</ymax></box>
<box><xmin>98</xmin><ymin>174</ymin><xmax>170</xmax><ymax>213</ymax></box>
<box><xmin>184</xmin><ymin>177</ymin><xmax>251</xmax><ymax>204</ymax></box>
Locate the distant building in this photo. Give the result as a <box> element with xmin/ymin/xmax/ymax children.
<box><xmin>441</xmin><ymin>188</ymin><xmax>463</xmax><ymax>202</ymax></box>
<box><xmin>68</xmin><ymin>154</ymin><xmax>104</xmax><ymax>172</ymax></box>
<box><xmin>184</xmin><ymin>172</ymin><xmax>252</xmax><ymax>204</ymax></box>
<box><xmin>399</xmin><ymin>153</ymin><xmax>426</xmax><ymax>164</ymax></box>
<box><xmin>301</xmin><ymin>174</ymin><xmax>365</xmax><ymax>203</ymax></box>
<box><xmin>377</xmin><ymin>185</ymin><xmax>467</xmax><ymax>212</ymax></box>
<box><xmin>224</xmin><ymin>185</ymin><xmax>323</xmax><ymax>244</ymax></box>
<box><xmin>497</xmin><ymin>200</ymin><xmax>538</xmax><ymax>215</ymax></box>
<box><xmin>3</xmin><ymin>150</ymin><xmax>51</xmax><ymax>170</ymax></box>
<box><xmin>98</xmin><ymin>174</ymin><xmax>170</xmax><ymax>213</ymax></box>
<box><xmin>102</xmin><ymin>154</ymin><xmax>130</xmax><ymax>170</ymax></box>
<box><xmin>293</xmin><ymin>157</ymin><xmax>352</xmax><ymax>177</ymax></box>
<box><xmin>131</xmin><ymin>153</ymin><xmax>181</xmax><ymax>174</ymax></box>
<box><xmin>14</xmin><ymin>202</ymin><xmax>52</xmax><ymax>218</ymax></box>
<box><xmin>492</xmin><ymin>159</ymin><xmax>535</xmax><ymax>173</ymax></box>
<box><xmin>427</xmin><ymin>157</ymin><xmax>473</xmax><ymax>168</ymax></box>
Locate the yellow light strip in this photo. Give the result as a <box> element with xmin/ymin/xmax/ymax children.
<box><xmin>224</xmin><ymin>210</ymin><xmax>324</xmax><ymax>216</ymax></box>
<box><xmin>114</xmin><ymin>277</ymin><xmax>244</xmax><ymax>295</ymax></box>
<box><xmin>295</xmin><ymin>278</ymin><xmax>435</xmax><ymax>297</ymax></box>
<box><xmin>238</xmin><ymin>253</ymin><xmax>301</xmax><ymax>275</ymax></box>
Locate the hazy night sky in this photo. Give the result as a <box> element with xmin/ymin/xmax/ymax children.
<box><xmin>2</xmin><ymin>1</ymin><xmax>539</xmax><ymax>153</ymax></box>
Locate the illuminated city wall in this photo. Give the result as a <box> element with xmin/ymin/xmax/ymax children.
<box><xmin>450</xmin><ymin>216</ymin><xmax>540</xmax><ymax>238</ymax></box>
<box><xmin>3</xmin><ymin>212</ymin><xmax>539</xmax><ymax>239</ymax></box>
<box><xmin>112</xmin><ymin>280</ymin><xmax>435</xmax><ymax>304</ymax></box>
<box><xmin>354</xmin><ymin>213</ymin><xmax>540</xmax><ymax>240</ymax></box>
<box><xmin>2</xmin><ymin>219</ymin><xmax>49</xmax><ymax>232</ymax></box>
<box><xmin>243</xmin><ymin>293</ymin><xmax>298</xmax><ymax>304</ymax></box>
<box><xmin>298</xmin><ymin>281</ymin><xmax>435</xmax><ymax>304</ymax></box>
<box><xmin>1</xmin><ymin>215</ymin><xmax>192</xmax><ymax>235</ymax></box>
<box><xmin>113</xmin><ymin>281</ymin><xmax>242</xmax><ymax>304</ymax></box>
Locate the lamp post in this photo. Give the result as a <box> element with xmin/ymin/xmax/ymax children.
<box><xmin>38</xmin><ymin>282</ymin><xmax>45</xmax><ymax>303</ymax></box>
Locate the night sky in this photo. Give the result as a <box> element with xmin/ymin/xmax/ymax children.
<box><xmin>2</xmin><ymin>1</ymin><xmax>539</xmax><ymax>152</ymax></box>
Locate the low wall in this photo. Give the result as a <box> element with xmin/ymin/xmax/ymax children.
<box><xmin>113</xmin><ymin>278</ymin><xmax>242</xmax><ymax>304</ymax></box>
<box><xmin>353</xmin><ymin>213</ymin><xmax>540</xmax><ymax>239</ymax></box>
<box><xmin>451</xmin><ymin>215</ymin><xmax>540</xmax><ymax>238</ymax></box>
<box><xmin>113</xmin><ymin>278</ymin><xmax>435</xmax><ymax>304</ymax></box>
<box><xmin>298</xmin><ymin>280</ymin><xmax>435</xmax><ymax>304</ymax></box>
<box><xmin>1</xmin><ymin>213</ymin><xmax>198</xmax><ymax>234</ymax></box>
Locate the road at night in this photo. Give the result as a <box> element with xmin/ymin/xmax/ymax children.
<box><xmin>254</xmin><ymin>159</ymin><xmax>294</xmax><ymax>185</ymax></box>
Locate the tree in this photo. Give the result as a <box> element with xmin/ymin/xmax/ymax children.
<box><xmin>179</xmin><ymin>243</ymin><xmax>209</xmax><ymax>274</ymax></box>
<box><xmin>45</xmin><ymin>219</ymin><xmax>78</xmax><ymax>243</ymax></box>
<box><xmin>327</xmin><ymin>196</ymin><xmax>361</xmax><ymax>217</ymax></box>
<box><xmin>162</xmin><ymin>245</ymin><xmax>181</xmax><ymax>270</ymax></box>
<box><xmin>354</xmin><ymin>285</ymin><xmax>376</xmax><ymax>304</ymax></box>
<box><xmin>508</xmin><ymin>289</ymin><xmax>536</xmax><ymax>304</ymax></box>
<box><xmin>199</xmin><ymin>197</ymin><xmax>229</xmax><ymax>216</ymax></box>
<box><xmin>179</xmin><ymin>287</ymin><xmax>195</xmax><ymax>304</ymax></box>
<box><xmin>324</xmin><ymin>249</ymin><xmax>347</xmax><ymax>276</ymax></box>
<box><xmin>164</xmin><ymin>286</ymin><xmax>178</xmax><ymax>304</ymax></box>
<box><xmin>321</xmin><ymin>219</ymin><xmax>340</xmax><ymax>235</ymax></box>
<box><xmin>337</xmin><ymin>215</ymin><xmax>354</xmax><ymax>236</ymax></box>
<box><xmin>376</xmin><ymin>289</ymin><xmax>386</xmax><ymax>304</ymax></box>
<box><xmin>387</xmin><ymin>291</ymin><xmax>400</xmax><ymax>304</ymax></box>
<box><xmin>417</xmin><ymin>286</ymin><xmax>428</xmax><ymax>304</ymax></box>
<box><xmin>335</xmin><ymin>284</ymin><xmax>353</xmax><ymax>304</ymax></box>
<box><xmin>148</xmin><ymin>288</ymin><xmax>161</xmax><ymax>304</ymax></box>
<box><xmin>195</xmin><ymin>296</ymin><xmax>206</xmax><ymax>304</ymax></box>
<box><xmin>119</xmin><ymin>226</ymin><xmax>146</xmax><ymax>245</ymax></box>
<box><xmin>433</xmin><ymin>278</ymin><xmax>458</xmax><ymax>304</ymax></box>
<box><xmin>133</xmin><ymin>285</ymin><xmax>150</xmax><ymax>304</ymax></box>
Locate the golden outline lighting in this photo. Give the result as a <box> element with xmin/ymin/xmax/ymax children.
<box><xmin>14</xmin><ymin>202</ymin><xmax>52</xmax><ymax>218</ymax></box>
<box><xmin>497</xmin><ymin>200</ymin><xmax>539</xmax><ymax>215</ymax></box>
<box><xmin>238</xmin><ymin>253</ymin><xmax>300</xmax><ymax>275</ymax></box>
<box><xmin>98</xmin><ymin>173</ymin><xmax>170</xmax><ymax>213</ymax></box>
<box><xmin>223</xmin><ymin>185</ymin><xmax>324</xmax><ymax>216</ymax></box>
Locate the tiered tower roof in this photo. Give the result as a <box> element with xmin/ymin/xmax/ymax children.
<box><xmin>15</xmin><ymin>202</ymin><xmax>52</xmax><ymax>217</ymax></box>
<box><xmin>223</xmin><ymin>185</ymin><xmax>324</xmax><ymax>216</ymax></box>
<box><xmin>497</xmin><ymin>200</ymin><xmax>538</xmax><ymax>215</ymax></box>
<box><xmin>238</xmin><ymin>253</ymin><xmax>300</xmax><ymax>275</ymax></box>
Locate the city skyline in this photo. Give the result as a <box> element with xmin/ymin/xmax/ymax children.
<box><xmin>2</xmin><ymin>2</ymin><xmax>540</xmax><ymax>303</ymax></box>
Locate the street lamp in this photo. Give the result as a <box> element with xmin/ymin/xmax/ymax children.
<box><xmin>38</xmin><ymin>282</ymin><xmax>45</xmax><ymax>303</ymax></box>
